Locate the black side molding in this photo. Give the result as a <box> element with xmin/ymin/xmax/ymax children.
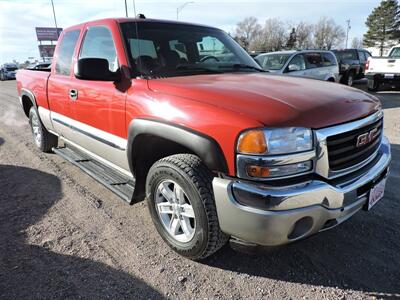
<box><xmin>127</xmin><ymin>118</ymin><xmax>228</xmax><ymax>174</ymax></box>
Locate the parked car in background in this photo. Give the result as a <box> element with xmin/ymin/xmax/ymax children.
<box><xmin>365</xmin><ymin>45</ymin><xmax>400</xmax><ymax>91</ymax></box>
<box><xmin>0</xmin><ymin>63</ymin><xmax>18</xmax><ymax>80</ymax></box>
<box><xmin>255</xmin><ymin>50</ymin><xmax>339</xmax><ymax>82</ymax></box>
<box><xmin>27</xmin><ymin>62</ymin><xmax>51</xmax><ymax>70</ymax></box>
<box><xmin>332</xmin><ymin>49</ymin><xmax>371</xmax><ymax>86</ymax></box>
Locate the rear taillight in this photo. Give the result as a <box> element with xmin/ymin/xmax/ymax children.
<box><xmin>365</xmin><ymin>60</ymin><xmax>369</xmax><ymax>70</ymax></box>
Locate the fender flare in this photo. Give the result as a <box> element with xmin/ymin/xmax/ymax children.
<box><xmin>20</xmin><ymin>88</ymin><xmax>38</xmax><ymax>116</ymax></box>
<box><xmin>127</xmin><ymin>118</ymin><xmax>229</xmax><ymax>174</ymax></box>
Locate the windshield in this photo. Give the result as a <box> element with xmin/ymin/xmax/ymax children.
<box><xmin>256</xmin><ymin>54</ymin><xmax>291</xmax><ymax>71</ymax></box>
<box><xmin>333</xmin><ymin>50</ymin><xmax>357</xmax><ymax>60</ymax></box>
<box><xmin>120</xmin><ymin>22</ymin><xmax>262</xmax><ymax>78</ymax></box>
<box><xmin>389</xmin><ymin>47</ymin><xmax>400</xmax><ymax>58</ymax></box>
<box><xmin>6</xmin><ymin>67</ymin><xmax>17</xmax><ymax>71</ymax></box>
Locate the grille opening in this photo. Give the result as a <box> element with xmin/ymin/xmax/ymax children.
<box><xmin>327</xmin><ymin>118</ymin><xmax>383</xmax><ymax>171</ymax></box>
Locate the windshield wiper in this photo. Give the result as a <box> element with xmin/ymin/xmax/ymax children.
<box><xmin>176</xmin><ymin>64</ymin><xmax>222</xmax><ymax>74</ymax></box>
<box><xmin>219</xmin><ymin>64</ymin><xmax>267</xmax><ymax>72</ymax></box>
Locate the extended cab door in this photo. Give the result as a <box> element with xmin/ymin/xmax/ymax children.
<box><xmin>48</xmin><ymin>29</ymin><xmax>81</xmax><ymax>139</ymax></box>
<box><xmin>67</xmin><ymin>23</ymin><xmax>130</xmax><ymax>171</ymax></box>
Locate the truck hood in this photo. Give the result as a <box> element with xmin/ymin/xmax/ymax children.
<box><xmin>148</xmin><ymin>73</ymin><xmax>380</xmax><ymax>128</ymax></box>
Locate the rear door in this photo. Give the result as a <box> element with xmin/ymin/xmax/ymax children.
<box><xmin>68</xmin><ymin>23</ymin><xmax>129</xmax><ymax>171</ymax></box>
<box><xmin>48</xmin><ymin>29</ymin><xmax>81</xmax><ymax>139</ymax></box>
<box><xmin>303</xmin><ymin>52</ymin><xmax>324</xmax><ymax>80</ymax></box>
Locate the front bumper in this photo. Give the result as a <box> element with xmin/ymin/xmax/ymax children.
<box><xmin>213</xmin><ymin>136</ymin><xmax>391</xmax><ymax>246</ymax></box>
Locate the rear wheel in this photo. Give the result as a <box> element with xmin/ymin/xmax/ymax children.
<box><xmin>29</xmin><ymin>106</ymin><xmax>58</xmax><ymax>152</ymax></box>
<box><xmin>146</xmin><ymin>154</ymin><xmax>228</xmax><ymax>260</ymax></box>
<box><xmin>346</xmin><ymin>71</ymin><xmax>354</xmax><ymax>86</ymax></box>
<box><xmin>367</xmin><ymin>79</ymin><xmax>379</xmax><ymax>92</ymax></box>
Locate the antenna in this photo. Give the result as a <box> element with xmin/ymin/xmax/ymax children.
<box><xmin>133</xmin><ymin>0</ymin><xmax>137</xmax><ymax>16</ymax></box>
<box><xmin>345</xmin><ymin>19</ymin><xmax>351</xmax><ymax>49</ymax></box>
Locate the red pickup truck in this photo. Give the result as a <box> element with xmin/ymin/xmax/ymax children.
<box><xmin>17</xmin><ymin>17</ymin><xmax>391</xmax><ymax>260</ymax></box>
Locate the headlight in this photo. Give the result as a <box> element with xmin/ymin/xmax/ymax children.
<box><xmin>237</xmin><ymin>127</ymin><xmax>312</xmax><ymax>155</ymax></box>
<box><xmin>236</xmin><ymin>127</ymin><xmax>314</xmax><ymax>180</ymax></box>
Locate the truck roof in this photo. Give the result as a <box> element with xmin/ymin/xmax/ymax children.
<box><xmin>63</xmin><ymin>17</ymin><xmax>219</xmax><ymax>32</ymax></box>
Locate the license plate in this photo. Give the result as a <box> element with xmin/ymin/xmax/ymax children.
<box><xmin>368</xmin><ymin>178</ymin><xmax>387</xmax><ymax>210</ymax></box>
<box><xmin>384</xmin><ymin>74</ymin><xmax>395</xmax><ymax>79</ymax></box>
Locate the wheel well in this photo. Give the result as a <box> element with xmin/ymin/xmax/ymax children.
<box><xmin>21</xmin><ymin>95</ymin><xmax>34</xmax><ymax>117</ymax></box>
<box><xmin>131</xmin><ymin>134</ymin><xmax>195</xmax><ymax>202</ymax></box>
<box><xmin>327</xmin><ymin>77</ymin><xmax>335</xmax><ymax>82</ymax></box>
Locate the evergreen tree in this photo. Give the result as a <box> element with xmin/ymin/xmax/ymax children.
<box><xmin>364</xmin><ymin>0</ymin><xmax>400</xmax><ymax>56</ymax></box>
<box><xmin>286</xmin><ymin>28</ymin><xmax>297</xmax><ymax>49</ymax></box>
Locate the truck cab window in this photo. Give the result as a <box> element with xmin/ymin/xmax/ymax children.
<box><xmin>55</xmin><ymin>30</ymin><xmax>80</xmax><ymax>76</ymax></box>
<box><xmin>80</xmin><ymin>26</ymin><xmax>119</xmax><ymax>72</ymax></box>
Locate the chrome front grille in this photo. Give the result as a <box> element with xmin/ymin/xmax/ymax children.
<box><xmin>315</xmin><ymin>110</ymin><xmax>384</xmax><ymax>179</ymax></box>
<box><xmin>326</xmin><ymin>118</ymin><xmax>383</xmax><ymax>171</ymax></box>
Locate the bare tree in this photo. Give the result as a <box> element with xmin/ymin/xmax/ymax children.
<box><xmin>351</xmin><ymin>37</ymin><xmax>364</xmax><ymax>49</ymax></box>
<box><xmin>295</xmin><ymin>21</ymin><xmax>314</xmax><ymax>49</ymax></box>
<box><xmin>234</xmin><ymin>17</ymin><xmax>262</xmax><ymax>50</ymax></box>
<box><xmin>313</xmin><ymin>17</ymin><xmax>346</xmax><ymax>49</ymax></box>
<box><xmin>259</xmin><ymin>18</ymin><xmax>288</xmax><ymax>52</ymax></box>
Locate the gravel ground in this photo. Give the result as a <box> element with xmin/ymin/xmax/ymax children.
<box><xmin>0</xmin><ymin>80</ymin><xmax>399</xmax><ymax>300</ymax></box>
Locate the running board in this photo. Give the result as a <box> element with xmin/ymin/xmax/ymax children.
<box><xmin>53</xmin><ymin>146</ymin><xmax>135</xmax><ymax>203</ymax></box>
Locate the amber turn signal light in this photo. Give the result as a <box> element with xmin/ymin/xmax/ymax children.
<box><xmin>246</xmin><ymin>165</ymin><xmax>270</xmax><ymax>178</ymax></box>
<box><xmin>237</xmin><ymin>130</ymin><xmax>267</xmax><ymax>154</ymax></box>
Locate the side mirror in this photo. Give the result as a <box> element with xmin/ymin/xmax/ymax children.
<box><xmin>288</xmin><ymin>64</ymin><xmax>301</xmax><ymax>72</ymax></box>
<box><xmin>74</xmin><ymin>58</ymin><xmax>121</xmax><ymax>81</ymax></box>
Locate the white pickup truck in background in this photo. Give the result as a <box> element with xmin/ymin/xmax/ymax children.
<box><xmin>365</xmin><ymin>45</ymin><xmax>400</xmax><ymax>91</ymax></box>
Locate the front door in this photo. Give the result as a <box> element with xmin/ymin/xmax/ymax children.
<box><xmin>68</xmin><ymin>24</ymin><xmax>129</xmax><ymax>171</ymax></box>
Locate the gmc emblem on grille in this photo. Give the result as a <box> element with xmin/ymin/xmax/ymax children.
<box><xmin>356</xmin><ymin>128</ymin><xmax>379</xmax><ymax>147</ymax></box>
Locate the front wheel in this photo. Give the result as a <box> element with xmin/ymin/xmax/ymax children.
<box><xmin>29</xmin><ymin>106</ymin><xmax>58</xmax><ymax>152</ymax></box>
<box><xmin>146</xmin><ymin>154</ymin><xmax>228</xmax><ymax>260</ymax></box>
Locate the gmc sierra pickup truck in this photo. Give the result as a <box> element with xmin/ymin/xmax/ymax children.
<box><xmin>17</xmin><ymin>17</ymin><xmax>391</xmax><ymax>260</ymax></box>
<box><xmin>365</xmin><ymin>45</ymin><xmax>400</xmax><ymax>91</ymax></box>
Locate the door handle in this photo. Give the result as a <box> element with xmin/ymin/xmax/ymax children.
<box><xmin>69</xmin><ymin>89</ymin><xmax>78</xmax><ymax>100</ymax></box>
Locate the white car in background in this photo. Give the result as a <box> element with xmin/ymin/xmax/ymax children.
<box><xmin>365</xmin><ymin>45</ymin><xmax>400</xmax><ymax>91</ymax></box>
<box><xmin>255</xmin><ymin>50</ymin><xmax>339</xmax><ymax>82</ymax></box>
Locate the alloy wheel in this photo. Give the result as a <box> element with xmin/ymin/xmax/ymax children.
<box><xmin>155</xmin><ymin>180</ymin><xmax>196</xmax><ymax>243</ymax></box>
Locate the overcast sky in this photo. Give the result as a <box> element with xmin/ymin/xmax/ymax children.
<box><xmin>0</xmin><ymin>0</ymin><xmax>380</xmax><ymax>63</ymax></box>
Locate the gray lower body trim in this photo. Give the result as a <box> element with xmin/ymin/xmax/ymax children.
<box><xmin>53</xmin><ymin>118</ymin><xmax>125</xmax><ymax>151</ymax></box>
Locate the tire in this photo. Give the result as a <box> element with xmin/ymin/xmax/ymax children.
<box><xmin>146</xmin><ymin>154</ymin><xmax>228</xmax><ymax>260</ymax></box>
<box><xmin>29</xmin><ymin>106</ymin><xmax>58</xmax><ymax>152</ymax></box>
<box><xmin>346</xmin><ymin>71</ymin><xmax>354</xmax><ymax>86</ymax></box>
<box><xmin>367</xmin><ymin>79</ymin><xmax>379</xmax><ymax>92</ymax></box>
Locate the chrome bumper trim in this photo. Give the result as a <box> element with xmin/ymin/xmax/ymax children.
<box><xmin>213</xmin><ymin>136</ymin><xmax>391</xmax><ymax>246</ymax></box>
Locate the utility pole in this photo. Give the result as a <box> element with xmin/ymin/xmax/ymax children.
<box><xmin>345</xmin><ymin>19</ymin><xmax>351</xmax><ymax>48</ymax></box>
<box><xmin>176</xmin><ymin>2</ymin><xmax>194</xmax><ymax>21</ymax></box>
<box><xmin>125</xmin><ymin>0</ymin><xmax>128</xmax><ymax>17</ymax></box>
<box><xmin>50</xmin><ymin>0</ymin><xmax>59</xmax><ymax>37</ymax></box>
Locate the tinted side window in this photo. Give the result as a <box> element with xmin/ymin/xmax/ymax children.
<box><xmin>358</xmin><ymin>51</ymin><xmax>366</xmax><ymax>62</ymax></box>
<box><xmin>322</xmin><ymin>52</ymin><xmax>337</xmax><ymax>66</ymax></box>
<box><xmin>364</xmin><ymin>51</ymin><xmax>371</xmax><ymax>59</ymax></box>
<box><xmin>80</xmin><ymin>26</ymin><xmax>118</xmax><ymax>72</ymax></box>
<box><xmin>304</xmin><ymin>53</ymin><xmax>323</xmax><ymax>69</ymax></box>
<box><xmin>55</xmin><ymin>30</ymin><xmax>80</xmax><ymax>76</ymax></box>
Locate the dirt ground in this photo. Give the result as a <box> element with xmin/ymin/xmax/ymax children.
<box><xmin>0</xmin><ymin>80</ymin><xmax>399</xmax><ymax>300</ymax></box>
